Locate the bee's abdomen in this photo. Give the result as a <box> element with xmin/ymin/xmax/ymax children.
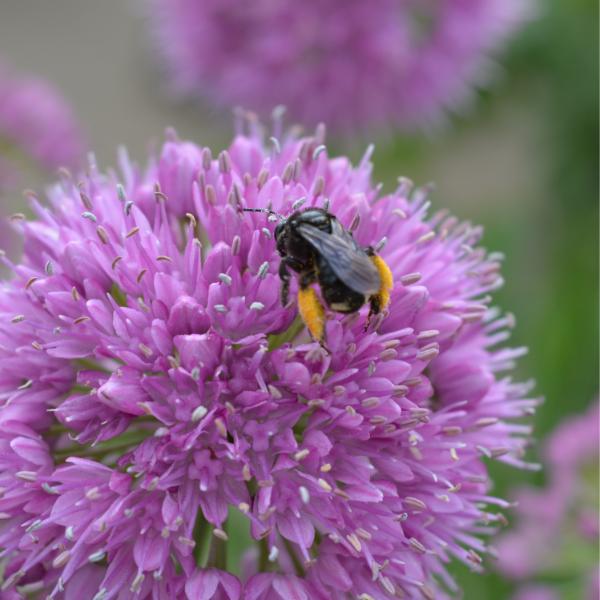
<box><xmin>317</xmin><ymin>257</ymin><xmax>366</xmax><ymax>313</ymax></box>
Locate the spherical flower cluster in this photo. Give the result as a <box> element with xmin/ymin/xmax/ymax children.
<box><xmin>497</xmin><ymin>400</ymin><xmax>599</xmax><ymax>600</ymax></box>
<box><xmin>0</xmin><ymin>117</ymin><xmax>537</xmax><ymax>599</ymax></box>
<box><xmin>0</xmin><ymin>61</ymin><xmax>85</xmax><ymax>190</ymax></box>
<box><xmin>149</xmin><ymin>0</ymin><xmax>531</xmax><ymax>133</ymax></box>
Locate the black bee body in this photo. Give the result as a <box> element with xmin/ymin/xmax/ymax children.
<box><xmin>314</xmin><ymin>253</ymin><xmax>366</xmax><ymax>314</ymax></box>
<box><xmin>246</xmin><ymin>206</ymin><xmax>393</xmax><ymax>342</ymax></box>
<box><xmin>276</xmin><ymin>208</ymin><xmax>367</xmax><ymax>310</ymax></box>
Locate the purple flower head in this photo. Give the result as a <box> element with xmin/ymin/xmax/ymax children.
<box><xmin>0</xmin><ymin>61</ymin><xmax>85</xmax><ymax>190</ymax></box>
<box><xmin>149</xmin><ymin>0</ymin><xmax>532</xmax><ymax>133</ymax></box>
<box><xmin>497</xmin><ymin>401</ymin><xmax>599</xmax><ymax>600</ymax></box>
<box><xmin>0</xmin><ymin>116</ymin><xmax>536</xmax><ymax>598</ymax></box>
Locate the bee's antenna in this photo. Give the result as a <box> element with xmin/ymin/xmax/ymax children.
<box><xmin>242</xmin><ymin>207</ymin><xmax>286</xmax><ymax>221</ymax></box>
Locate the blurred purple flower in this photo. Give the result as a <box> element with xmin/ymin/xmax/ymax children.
<box><xmin>148</xmin><ymin>0</ymin><xmax>532</xmax><ymax>133</ymax></box>
<box><xmin>497</xmin><ymin>400</ymin><xmax>599</xmax><ymax>599</ymax></box>
<box><xmin>0</xmin><ymin>116</ymin><xmax>536</xmax><ymax>598</ymax></box>
<box><xmin>0</xmin><ymin>61</ymin><xmax>85</xmax><ymax>189</ymax></box>
<box><xmin>512</xmin><ymin>586</ymin><xmax>560</xmax><ymax>600</ymax></box>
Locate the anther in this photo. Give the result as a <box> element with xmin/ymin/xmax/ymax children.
<box><xmin>202</xmin><ymin>147</ymin><xmax>212</xmax><ymax>170</ymax></box>
<box><xmin>258</xmin><ymin>261</ymin><xmax>270</xmax><ymax>278</ymax></box>
<box><xmin>191</xmin><ymin>406</ymin><xmax>207</xmax><ymax>422</ymax></box>
<box><xmin>116</xmin><ymin>184</ymin><xmax>126</xmax><ymax>202</ymax></box>
<box><xmin>218</xmin><ymin>151</ymin><xmax>232</xmax><ymax>174</ymax></box>
<box><xmin>80</xmin><ymin>191</ymin><xmax>93</xmax><ymax>209</ymax></box>
<box><xmin>375</xmin><ymin>237</ymin><xmax>387</xmax><ymax>252</ymax></box>
<box><xmin>299</xmin><ymin>486</ymin><xmax>310</xmax><ymax>504</ymax></box>
<box><xmin>400</xmin><ymin>272</ymin><xmax>422</xmax><ymax>285</ymax></box>
<box><xmin>292</xmin><ymin>197</ymin><xmax>306</xmax><ymax>210</ymax></box>
<box><xmin>318</xmin><ymin>478</ymin><xmax>332</xmax><ymax>492</ymax></box>
<box><xmin>346</xmin><ymin>533</ymin><xmax>362</xmax><ymax>553</ymax></box>
<box><xmin>88</xmin><ymin>549</ymin><xmax>106</xmax><ymax>563</ymax></box>
<box><xmin>417</xmin><ymin>231</ymin><xmax>435</xmax><ymax>245</ymax></box>
<box><xmin>111</xmin><ymin>256</ymin><xmax>122</xmax><ymax>270</ymax></box>
<box><xmin>312</xmin><ymin>145</ymin><xmax>326</xmax><ymax>160</ymax></box>
<box><xmin>213</xmin><ymin>528</ymin><xmax>228</xmax><ymax>541</ymax></box>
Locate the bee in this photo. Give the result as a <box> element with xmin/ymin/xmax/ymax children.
<box><xmin>244</xmin><ymin>207</ymin><xmax>393</xmax><ymax>343</ymax></box>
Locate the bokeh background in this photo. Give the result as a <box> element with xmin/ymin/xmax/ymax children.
<box><xmin>0</xmin><ymin>1</ymin><xmax>597</xmax><ymax>598</ymax></box>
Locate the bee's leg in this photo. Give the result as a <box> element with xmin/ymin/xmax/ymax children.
<box><xmin>297</xmin><ymin>272</ymin><xmax>325</xmax><ymax>343</ymax></box>
<box><xmin>279</xmin><ymin>257</ymin><xmax>305</xmax><ymax>307</ymax></box>
<box><xmin>365</xmin><ymin>247</ymin><xmax>394</xmax><ymax>327</ymax></box>
<box><xmin>279</xmin><ymin>259</ymin><xmax>291</xmax><ymax>307</ymax></box>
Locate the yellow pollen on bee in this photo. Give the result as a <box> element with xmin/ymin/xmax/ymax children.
<box><xmin>370</xmin><ymin>255</ymin><xmax>394</xmax><ymax>310</ymax></box>
<box><xmin>297</xmin><ymin>287</ymin><xmax>325</xmax><ymax>342</ymax></box>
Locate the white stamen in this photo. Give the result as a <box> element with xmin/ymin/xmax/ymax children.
<box><xmin>116</xmin><ymin>184</ymin><xmax>126</xmax><ymax>202</ymax></box>
<box><xmin>258</xmin><ymin>262</ymin><xmax>270</xmax><ymax>278</ymax></box>
<box><xmin>374</xmin><ymin>237</ymin><xmax>387</xmax><ymax>252</ymax></box>
<box><xmin>191</xmin><ymin>406</ymin><xmax>208</xmax><ymax>422</ymax></box>
<box><xmin>294</xmin><ymin>449</ymin><xmax>310</xmax><ymax>461</ymax></box>
<box><xmin>318</xmin><ymin>478</ymin><xmax>332</xmax><ymax>492</ymax></box>
<box><xmin>346</xmin><ymin>532</ymin><xmax>362</xmax><ymax>552</ymax></box>
<box><xmin>292</xmin><ymin>197</ymin><xmax>306</xmax><ymax>210</ymax></box>
<box><xmin>52</xmin><ymin>550</ymin><xmax>70</xmax><ymax>569</ymax></box>
<box><xmin>88</xmin><ymin>549</ymin><xmax>106</xmax><ymax>563</ymax></box>
<box><xmin>269</xmin><ymin>137</ymin><xmax>281</xmax><ymax>154</ymax></box>
<box><xmin>299</xmin><ymin>486</ymin><xmax>310</xmax><ymax>504</ymax></box>
<box><xmin>312</xmin><ymin>145</ymin><xmax>326</xmax><ymax>160</ymax></box>
<box><xmin>231</xmin><ymin>235</ymin><xmax>241</xmax><ymax>255</ymax></box>
<box><xmin>213</xmin><ymin>528</ymin><xmax>228</xmax><ymax>541</ymax></box>
<box><xmin>42</xmin><ymin>483</ymin><xmax>60</xmax><ymax>495</ymax></box>
<box><xmin>130</xmin><ymin>573</ymin><xmax>145</xmax><ymax>593</ymax></box>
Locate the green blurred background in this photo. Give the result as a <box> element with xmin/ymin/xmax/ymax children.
<box><xmin>0</xmin><ymin>0</ymin><xmax>597</xmax><ymax>597</ymax></box>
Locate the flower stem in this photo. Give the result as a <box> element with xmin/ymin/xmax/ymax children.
<box><xmin>258</xmin><ymin>538</ymin><xmax>270</xmax><ymax>572</ymax></box>
<box><xmin>267</xmin><ymin>316</ymin><xmax>304</xmax><ymax>351</ymax></box>
<box><xmin>53</xmin><ymin>428</ymin><xmax>154</xmax><ymax>461</ymax></box>
<box><xmin>193</xmin><ymin>511</ymin><xmax>212</xmax><ymax>568</ymax></box>
<box><xmin>208</xmin><ymin>519</ymin><xmax>228</xmax><ymax>570</ymax></box>
<box><xmin>282</xmin><ymin>537</ymin><xmax>306</xmax><ymax>577</ymax></box>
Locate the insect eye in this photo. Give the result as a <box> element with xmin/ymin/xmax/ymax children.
<box><xmin>274</xmin><ymin>223</ymin><xmax>285</xmax><ymax>240</ymax></box>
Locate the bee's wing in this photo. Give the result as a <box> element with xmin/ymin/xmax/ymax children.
<box><xmin>297</xmin><ymin>220</ymin><xmax>381</xmax><ymax>295</ymax></box>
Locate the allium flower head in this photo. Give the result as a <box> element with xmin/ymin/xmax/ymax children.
<box><xmin>0</xmin><ymin>62</ymin><xmax>85</xmax><ymax>189</ymax></box>
<box><xmin>497</xmin><ymin>401</ymin><xmax>599</xmax><ymax>600</ymax></box>
<box><xmin>149</xmin><ymin>0</ymin><xmax>531</xmax><ymax>133</ymax></box>
<box><xmin>0</xmin><ymin>115</ymin><xmax>537</xmax><ymax>598</ymax></box>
